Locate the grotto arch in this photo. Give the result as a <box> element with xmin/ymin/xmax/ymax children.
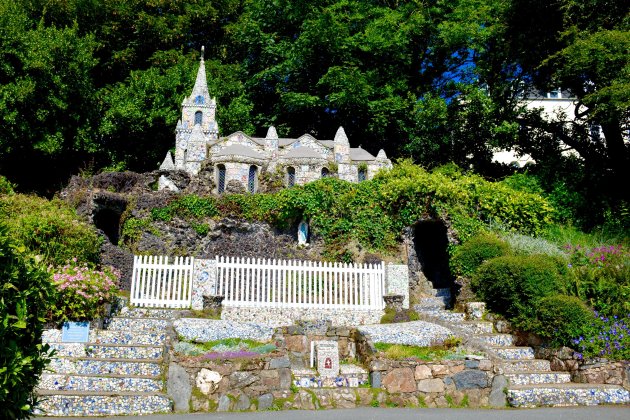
<box><xmin>405</xmin><ymin>219</ymin><xmax>455</xmax><ymax>302</ymax></box>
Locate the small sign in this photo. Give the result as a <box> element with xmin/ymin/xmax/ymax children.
<box><xmin>61</xmin><ymin>321</ymin><xmax>90</xmax><ymax>343</ymax></box>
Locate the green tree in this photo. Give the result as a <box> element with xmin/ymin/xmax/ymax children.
<box><xmin>0</xmin><ymin>223</ymin><xmax>56</xmax><ymax>419</ymax></box>
<box><xmin>0</xmin><ymin>2</ymin><xmax>98</xmax><ymax>193</ymax></box>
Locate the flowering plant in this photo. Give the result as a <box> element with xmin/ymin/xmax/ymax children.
<box><xmin>564</xmin><ymin>244</ymin><xmax>629</xmax><ymax>315</ymax></box>
<box><xmin>571</xmin><ymin>312</ymin><xmax>630</xmax><ymax>361</ymax></box>
<box><xmin>48</xmin><ymin>259</ymin><xmax>119</xmax><ymax>322</ymax></box>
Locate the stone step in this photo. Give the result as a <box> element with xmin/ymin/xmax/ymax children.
<box><xmin>507</xmin><ymin>383</ymin><xmax>630</xmax><ymax>407</ymax></box>
<box><xmin>505</xmin><ymin>371</ymin><xmax>572</xmax><ymax>385</ymax></box>
<box><xmin>47</xmin><ymin>358</ymin><xmax>163</xmax><ymax>377</ymax></box>
<box><xmin>43</xmin><ymin>329</ymin><xmax>167</xmax><ymax>346</ymax></box>
<box><xmin>493</xmin><ymin>346</ymin><xmax>535</xmax><ymax>360</ymax></box>
<box><xmin>107</xmin><ymin>317</ymin><xmax>171</xmax><ymax>333</ymax></box>
<box><xmin>34</xmin><ymin>391</ymin><xmax>172</xmax><ymax>416</ymax></box>
<box><xmin>500</xmin><ymin>359</ymin><xmax>552</xmax><ymax>373</ymax></box>
<box><xmin>458</xmin><ymin>321</ymin><xmax>494</xmax><ymax>334</ymax></box>
<box><xmin>39</xmin><ymin>374</ymin><xmax>163</xmax><ymax>393</ymax></box>
<box><xmin>475</xmin><ymin>333</ymin><xmax>514</xmax><ymax>347</ymax></box>
<box><xmin>117</xmin><ymin>307</ymin><xmax>190</xmax><ymax>319</ymax></box>
<box><xmin>48</xmin><ymin>343</ymin><xmax>163</xmax><ymax>360</ymax></box>
<box><xmin>421</xmin><ymin>310</ymin><xmax>467</xmax><ymax>323</ymax></box>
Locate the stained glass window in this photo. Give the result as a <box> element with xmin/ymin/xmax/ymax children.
<box><xmin>194</xmin><ymin>111</ymin><xmax>203</xmax><ymax>125</ymax></box>
<box><xmin>217</xmin><ymin>165</ymin><xmax>226</xmax><ymax>193</ymax></box>
<box><xmin>287</xmin><ymin>167</ymin><xmax>296</xmax><ymax>187</ymax></box>
<box><xmin>248</xmin><ymin>165</ymin><xmax>257</xmax><ymax>193</ymax></box>
<box><xmin>194</xmin><ymin>95</ymin><xmax>205</xmax><ymax>105</ymax></box>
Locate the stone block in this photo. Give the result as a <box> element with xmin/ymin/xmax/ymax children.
<box><xmin>195</xmin><ymin>368</ymin><xmax>221</xmax><ymax>395</ymax></box>
<box><xmin>417</xmin><ymin>378</ymin><xmax>445</xmax><ymax>393</ymax></box>
<box><xmin>269</xmin><ymin>356</ymin><xmax>290</xmax><ymax>369</ymax></box>
<box><xmin>453</xmin><ymin>370</ymin><xmax>488</xmax><ymax>389</ymax></box>
<box><xmin>258</xmin><ymin>393</ymin><xmax>273</xmax><ymax>411</ymax></box>
<box><xmin>217</xmin><ymin>395</ymin><xmax>232</xmax><ymax>412</ymax></box>
<box><xmin>370</xmin><ymin>371</ymin><xmax>382</xmax><ymax>388</ymax></box>
<box><xmin>278</xmin><ymin>368</ymin><xmax>292</xmax><ymax>389</ymax></box>
<box><xmin>168</xmin><ymin>362</ymin><xmax>192</xmax><ymax>412</ymax></box>
<box><xmin>489</xmin><ymin>375</ymin><xmax>508</xmax><ymax>407</ymax></box>
<box><xmin>414</xmin><ymin>365</ymin><xmax>432</xmax><ymax>380</ymax></box>
<box><xmin>479</xmin><ymin>360</ymin><xmax>493</xmax><ymax>371</ymax></box>
<box><xmin>382</xmin><ymin>367</ymin><xmax>416</xmax><ymax>393</ymax></box>
<box><xmin>465</xmin><ymin>360</ymin><xmax>480</xmax><ymax>369</ymax></box>
<box><xmin>293</xmin><ymin>390</ymin><xmax>316</xmax><ymax>410</ymax></box>
<box><xmin>431</xmin><ymin>364</ymin><xmax>449</xmax><ymax>377</ymax></box>
<box><xmin>450</xmin><ymin>364</ymin><xmax>465</xmax><ymax>374</ymax></box>
<box><xmin>332</xmin><ymin>389</ymin><xmax>357</xmax><ymax>408</ymax></box>
<box><xmin>465</xmin><ymin>302</ymin><xmax>486</xmax><ymax>320</ymax></box>
<box><xmin>284</xmin><ymin>336</ymin><xmax>306</xmax><ymax>353</ymax></box>
<box><xmin>235</xmin><ymin>394</ymin><xmax>250</xmax><ymax>411</ymax></box>
<box><xmin>229</xmin><ymin>371</ymin><xmax>257</xmax><ymax>389</ymax></box>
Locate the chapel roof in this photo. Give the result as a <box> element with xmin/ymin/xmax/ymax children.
<box><xmin>214</xmin><ymin>144</ymin><xmax>265</xmax><ymax>159</ymax></box>
<box><xmin>349</xmin><ymin>147</ymin><xmax>376</xmax><ymax>161</ymax></box>
<box><xmin>281</xmin><ymin>147</ymin><xmax>326</xmax><ymax>159</ymax></box>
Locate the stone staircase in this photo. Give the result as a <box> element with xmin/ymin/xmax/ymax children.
<box><xmin>413</xmin><ymin>289</ymin><xmax>630</xmax><ymax>407</ymax></box>
<box><xmin>36</xmin><ymin>308</ymin><xmax>180</xmax><ymax>416</ymax></box>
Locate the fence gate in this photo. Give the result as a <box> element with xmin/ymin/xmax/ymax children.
<box><xmin>130</xmin><ymin>255</ymin><xmax>194</xmax><ymax>308</ymax></box>
<box><xmin>216</xmin><ymin>256</ymin><xmax>385</xmax><ymax>310</ymax></box>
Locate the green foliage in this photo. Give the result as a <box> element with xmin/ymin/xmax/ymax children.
<box><xmin>0</xmin><ymin>176</ymin><xmax>15</xmax><ymax>195</ymax></box>
<box><xmin>451</xmin><ymin>233</ymin><xmax>511</xmax><ymax>277</ymax></box>
<box><xmin>500</xmin><ymin>232</ymin><xmax>566</xmax><ymax>258</ymax></box>
<box><xmin>0</xmin><ymin>223</ymin><xmax>56</xmax><ymax>419</ymax></box>
<box><xmin>380</xmin><ymin>308</ymin><xmax>419</xmax><ymax>324</ymax></box>
<box><xmin>121</xmin><ymin>217</ymin><xmax>156</xmax><ymax>244</ymax></box>
<box><xmin>471</xmin><ymin>254</ymin><xmax>566</xmax><ymax>322</ymax></box>
<box><xmin>48</xmin><ymin>261</ymin><xmax>119</xmax><ymax>323</ymax></box>
<box><xmin>571</xmin><ymin>313</ymin><xmax>630</xmax><ymax>361</ymax></box>
<box><xmin>150</xmin><ymin>195</ymin><xmax>218</xmax><ymax>222</ymax></box>
<box><xmin>533</xmin><ymin>295</ymin><xmax>595</xmax><ymax>347</ymax></box>
<box><xmin>0</xmin><ymin>194</ymin><xmax>101</xmax><ymax>266</ymax></box>
<box><xmin>564</xmin><ymin>244</ymin><xmax>630</xmax><ymax>316</ymax></box>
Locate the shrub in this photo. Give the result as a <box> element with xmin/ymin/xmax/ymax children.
<box><xmin>501</xmin><ymin>232</ymin><xmax>566</xmax><ymax>258</ymax></box>
<box><xmin>533</xmin><ymin>295</ymin><xmax>595</xmax><ymax>347</ymax></box>
<box><xmin>48</xmin><ymin>260</ymin><xmax>119</xmax><ymax>323</ymax></box>
<box><xmin>0</xmin><ymin>194</ymin><xmax>101</xmax><ymax>266</ymax></box>
<box><xmin>0</xmin><ymin>223</ymin><xmax>56</xmax><ymax>419</ymax></box>
<box><xmin>471</xmin><ymin>254</ymin><xmax>566</xmax><ymax>322</ymax></box>
<box><xmin>450</xmin><ymin>233</ymin><xmax>511</xmax><ymax>277</ymax></box>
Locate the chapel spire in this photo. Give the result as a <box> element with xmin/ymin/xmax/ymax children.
<box><xmin>190</xmin><ymin>46</ymin><xmax>209</xmax><ymax>100</ymax></box>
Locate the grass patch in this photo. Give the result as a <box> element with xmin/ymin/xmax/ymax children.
<box><xmin>374</xmin><ymin>342</ymin><xmax>459</xmax><ymax>361</ymax></box>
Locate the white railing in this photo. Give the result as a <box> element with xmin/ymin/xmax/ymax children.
<box><xmin>130</xmin><ymin>255</ymin><xmax>194</xmax><ymax>308</ymax></box>
<box><xmin>216</xmin><ymin>256</ymin><xmax>385</xmax><ymax>310</ymax></box>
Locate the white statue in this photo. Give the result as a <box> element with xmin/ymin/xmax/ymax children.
<box><xmin>298</xmin><ymin>220</ymin><xmax>309</xmax><ymax>245</ymax></box>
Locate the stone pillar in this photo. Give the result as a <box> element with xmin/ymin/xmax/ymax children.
<box><xmin>385</xmin><ymin>263</ymin><xmax>409</xmax><ymax>309</ymax></box>
<box><xmin>192</xmin><ymin>259</ymin><xmax>217</xmax><ymax>310</ymax></box>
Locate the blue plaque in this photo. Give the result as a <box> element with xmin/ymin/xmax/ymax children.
<box><xmin>61</xmin><ymin>321</ymin><xmax>90</xmax><ymax>343</ymax></box>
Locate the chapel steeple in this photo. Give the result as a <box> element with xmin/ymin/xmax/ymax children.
<box><xmin>177</xmin><ymin>46</ymin><xmax>218</xmax><ymax>137</ymax></box>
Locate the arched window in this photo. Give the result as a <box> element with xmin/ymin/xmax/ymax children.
<box><xmin>287</xmin><ymin>167</ymin><xmax>296</xmax><ymax>187</ymax></box>
<box><xmin>321</xmin><ymin>167</ymin><xmax>329</xmax><ymax>178</ymax></box>
<box><xmin>248</xmin><ymin>165</ymin><xmax>258</xmax><ymax>193</ymax></box>
<box><xmin>194</xmin><ymin>111</ymin><xmax>203</xmax><ymax>125</ymax></box>
<box><xmin>358</xmin><ymin>168</ymin><xmax>367</xmax><ymax>182</ymax></box>
<box><xmin>217</xmin><ymin>164</ymin><xmax>226</xmax><ymax>193</ymax></box>
<box><xmin>194</xmin><ymin>95</ymin><xmax>205</xmax><ymax>105</ymax></box>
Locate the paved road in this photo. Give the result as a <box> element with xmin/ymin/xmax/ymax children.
<box><xmin>53</xmin><ymin>406</ymin><xmax>629</xmax><ymax>420</ymax></box>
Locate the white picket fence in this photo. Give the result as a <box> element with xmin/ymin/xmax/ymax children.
<box><xmin>130</xmin><ymin>255</ymin><xmax>194</xmax><ymax>308</ymax></box>
<box><xmin>216</xmin><ymin>256</ymin><xmax>385</xmax><ymax>310</ymax></box>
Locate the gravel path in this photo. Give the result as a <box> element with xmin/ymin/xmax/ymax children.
<box><xmin>174</xmin><ymin>318</ymin><xmax>275</xmax><ymax>342</ymax></box>
<box><xmin>358</xmin><ymin>321</ymin><xmax>455</xmax><ymax>346</ymax></box>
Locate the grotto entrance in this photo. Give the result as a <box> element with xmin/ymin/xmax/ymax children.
<box><xmin>412</xmin><ymin>220</ymin><xmax>452</xmax><ymax>290</ymax></box>
<box><xmin>92</xmin><ymin>195</ymin><xmax>127</xmax><ymax>246</ymax></box>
